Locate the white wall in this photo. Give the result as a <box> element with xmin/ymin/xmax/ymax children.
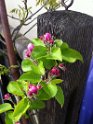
<box><xmin>5</xmin><ymin>0</ymin><xmax>93</xmax><ymax>39</ymax></box>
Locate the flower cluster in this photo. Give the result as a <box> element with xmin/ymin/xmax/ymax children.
<box><xmin>27</xmin><ymin>84</ymin><xmax>42</xmax><ymax>97</ymax></box>
<box><xmin>24</xmin><ymin>43</ymin><xmax>34</xmax><ymax>58</ymax></box>
<box><xmin>0</xmin><ymin>32</ymin><xmax>83</xmax><ymax>124</ymax></box>
<box><xmin>40</xmin><ymin>33</ymin><xmax>54</xmax><ymax>46</ymax></box>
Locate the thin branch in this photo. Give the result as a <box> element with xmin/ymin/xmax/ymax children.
<box><xmin>24</xmin><ymin>17</ymin><xmax>37</xmax><ymax>25</ymax></box>
<box><xmin>26</xmin><ymin>0</ymin><xmax>48</xmax><ymax>21</ymax></box>
<box><xmin>11</xmin><ymin>0</ymin><xmax>48</xmax><ymax>41</ymax></box>
<box><xmin>8</xmin><ymin>15</ymin><xmax>20</xmax><ymax>21</ymax></box>
<box><xmin>23</xmin><ymin>23</ymin><xmax>37</xmax><ymax>35</ymax></box>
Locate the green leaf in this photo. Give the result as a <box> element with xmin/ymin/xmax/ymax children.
<box><xmin>21</xmin><ymin>59</ymin><xmax>32</xmax><ymax>72</ymax></box>
<box><xmin>50</xmin><ymin>79</ymin><xmax>63</xmax><ymax>85</ymax></box>
<box><xmin>43</xmin><ymin>83</ymin><xmax>58</xmax><ymax>97</ymax></box>
<box><xmin>13</xmin><ymin>98</ymin><xmax>30</xmax><ymax>122</ymax></box>
<box><xmin>41</xmin><ymin>59</ymin><xmax>56</xmax><ymax>69</ymax></box>
<box><xmin>38</xmin><ymin>61</ymin><xmax>45</xmax><ymax>75</ymax></box>
<box><xmin>61</xmin><ymin>42</ymin><xmax>69</xmax><ymax>49</ymax></box>
<box><xmin>61</xmin><ymin>48</ymin><xmax>83</xmax><ymax>63</ymax></box>
<box><xmin>19</xmin><ymin>71</ymin><xmax>41</xmax><ymax>83</ymax></box>
<box><xmin>46</xmin><ymin>47</ymin><xmax>62</xmax><ymax>61</ymax></box>
<box><xmin>55</xmin><ymin>86</ymin><xmax>64</xmax><ymax>106</ymax></box>
<box><xmin>7</xmin><ymin>81</ymin><xmax>24</xmax><ymax>97</ymax></box>
<box><xmin>0</xmin><ymin>103</ymin><xmax>13</xmax><ymax>114</ymax></box>
<box><xmin>17</xmin><ymin>81</ymin><xmax>28</xmax><ymax>93</ymax></box>
<box><xmin>55</xmin><ymin>39</ymin><xmax>63</xmax><ymax>47</ymax></box>
<box><xmin>22</xmin><ymin>59</ymin><xmax>45</xmax><ymax>75</ymax></box>
<box><xmin>31</xmin><ymin>38</ymin><xmax>45</xmax><ymax>47</ymax></box>
<box><xmin>30</xmin><ymin>100</ymin><xmax>45</xmax><ymax>110</ymax></box>
<box><xmin>5</xmin><ymin>112</ymin><xmax>13</xmax><ymax>124</ymax></box>
<box><xmin>31</xmin><ymin>46</ymin><xmax>47</xmax><ymax>60</ymax></box>
<box><xmin>37</xmin><ymin>89</ymin><xmax>51</xmax><ymax>100</ymax></box>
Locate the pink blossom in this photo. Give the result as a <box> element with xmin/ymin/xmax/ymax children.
<box><xmin>27</xmin><ymin>43</ymin><xmax>34</xmax><ymax>52</ymax></box>
<box><xmin>4</xmin><ymin>93</ymin><xmax>11</xmax><ymax>100</ymax></box>
<box><xmin>28</xmin><ymin>84</ymin><xmax>38</xmax><ymax>95</ymax></box>
<box><xmin>50</xmin><ymin>67</ymin><xmax>60</xmax><ymax>77</ymax></box>
<box><xmin>25</xmin><ymin>49</ymin><xmax>31</xmax><ymax>58</ymax></box>
<box><xmin>48</xmin><ymin>39</ymin><xmax>54</xmax><ymax>45</ymax></box>
<box><xmin>44</xmin><ymin>33</ymin><xmax>52</xmax><ymax>41</ymax></box>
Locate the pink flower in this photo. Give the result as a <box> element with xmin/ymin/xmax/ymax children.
<box><xmin>27</xmin><ymin>43</ymin><xmax>34</xmax><ymax>52</ymax></box>
<box><xmin>25</xmin><ymin>49</ymin><xmax>31</xmax><ymax>58</ymax></box>
<box><xmin>4</xmin><ymin>93</ymin><xmax>11</xmax><ymax>100</ymax></box>
<box><xmin>50</xmin><ymin>67</ymin><xmax>60</xmax><ymax>77</ymax></box>
<box><xmin>48</xmin><ymin>39</ymin><xmax>54</xmax><ymax>45</ymax></box>
<box><xmin>44</xmin><ymin>33</ymin><xmax>52</xmax><ymax>41</ymax></box>
<box><xmin>28</xmin><ymin>84</ymin><xmax>38</xmax><ymax>96</ymax></box>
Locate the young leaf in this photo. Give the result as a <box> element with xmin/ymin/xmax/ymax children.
<box><xmin>61</xmin><ymin>42</ymin><xmax>69</xmax><ymax>49</ymax></box>
<box><xmin>61</xmin><ymin>48</ymin><xmax>83</xmax><ymax>63</ymax></box>
<box><xmin>13</xmin><ymin>98</ymin><xmax>30</xmax><ymax>122</ymax></box>
<box><xmin>50</xmin><ymin>79</ymin><xmax>63</xmax><ymax>85</ymax></box>
<box><xmin>55</xmin><ymin>39</ymin><xmax>63</xmax><ymax>47</ymax></box>
<box><xmin>30</xmin><ymin>100</ymin><xmax>45</xmax><ymax>110</ymax></box>
<box><xmin>0</xmin><ymin>103</ymin><xmax>13</xmax><ymax>114</ymax></box>
<box><xmin>31</xmin><ymin>38</ymin><xmax>45</xmax><ymax>47</ymax></box>
<box><xmin>21</xmin><ymin>59</ymin><xmax>32</xmax><ymax>72</ymax></box>
<box><xmin>43</xmin><ymin>83</ymin><xmax>58</xmax><ymax>97</ymax></box>
<box><xmin>38</xmin><ymin>61</ymin><xmax>45</xmax><ymax>75</ymax></box>
<box><xmin>31</xmin><ymin>46</ymin><xmax>47</xmax><ymax>60</ymax></box>
<box><xmin>46</xmin><ymin>47</ymin><xmax>62</xmax><ymax>61</ymax></box>
<box><xmin>55</xmin><ymin>86</ymin><xmax>64</xmax><ymax>106</ymax></box>
<box><xmin>5</xmin><ymin>111</ymin><xmax>13</xmax><ymax>124</ymax></box>
<box><xmin>41</xmin><ymin>59</ymin><xmax>56</xmax><ymax>69</ymax></box>
<box><xmin>7</xmin><ymin>81</ymin><xmax>24</xmax><ymax>97</ymax></box>
<box><xmin>37</xmin><ymin>89</ymin><xmax>51</xmax><ymax>100</ymax></box>
<box><xmin>19</xmin><ymin>71</ymin><xmax>41</xmax><ymax>83</ymax></box>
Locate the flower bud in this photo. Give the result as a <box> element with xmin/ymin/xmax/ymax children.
<box><xmin>48</xmin><ymin>39</ymin><xmax>54</xmax><ymax>45</ymax></box>
<box><xmin>37</xmin><ymin>85</ymin><xmax>42</xmax><ymax>90</ymax></box>
<box><xmin>25</xmin><ymin>49</ymin><xmax>31</xmax><ymax>58</ymax></box>
<box><xmin>44</xmin><ymin>33</ymin><xmax>52</xmax><ymax>41</ymax></box>
<box><xmin>59</xmin><ymin>63</ymin><xmax>67</xmax><ymax>72</ymax></box>
<box><xmin>4</xmin><ymin>93</ymin><xmax>11</xmax><ymax>100</ymax></box>
<box><xmin>50</xmin><ymin>67</ymin><xmax>60</xmax><ymax>77</ymax></box>
<box><xmin>28</xmin><ymin>84</ymin><xmax>38</xmax><ymax>94</ymax></box>
<box><xmin>27</xmin><ymin>43</ymin><xmax>34</xmax><ymax>52</ymax></box>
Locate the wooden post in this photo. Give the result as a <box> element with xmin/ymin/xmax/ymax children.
<box><xmin>0</xmin><ymin>0</ymin><xmax>19</xmax><ymax>80</ymax></box>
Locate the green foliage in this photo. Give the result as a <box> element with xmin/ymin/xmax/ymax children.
<box><xmin>13</xmin><ymin>98</ymin><xmax>30</xmax><ymax>122</ymax></box>
<box><xmin>46</xmin><ymin>47</ymin><xmax>62</xmax><ymax>61</ymax></box>
<box><xmin>5</xmin><ymin>112</ymin><xmax>13</xmax><ymax>124</ymax></box>
<box><xmin>7</xmin><ymin>81</ymin><xmax>25</xmax><ymax>97</ymax></box>
<box><xmin>10</xmin><ymin>6</ymin><xmax>32</xmax><ymax>21</ymax></box>
<box><xmin>42</xmin><ymin>83</ymin><xmax>58</xmax><ymax>97</ymax></box>
<box><xmin>0</xmin><ymin>103</ymin><xmax>13</xmax><ymax>114</ymax></box>
<box><xmin>36</xmin><ymin>0</ymin><xmax>61</xmax><ymax>10</ymax></box>
<box><xmin>1</xmin><ymin>34</ymin><xmax>83</xmax><ymax>123</ymax></box>
<box><xmin>55</xmin><ymin>86</ymin><xmax>64</xmax><ymax>106</ymax></box>
<box><xmin>19</xmin><ymin>71</ymin><xmax>41</xmax><ymax>83</ymax></box>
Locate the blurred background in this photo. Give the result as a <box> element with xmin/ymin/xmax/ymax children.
<box><xmin>5</xmin><ymin>0</ymin><xmax>93</xmax><ymax>39</ymax></box>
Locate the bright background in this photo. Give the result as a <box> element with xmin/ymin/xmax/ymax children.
<box><xmin>5</xmin><ymin>0</ymin><xmax>93</xmax><ymax>39</ymax></box>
